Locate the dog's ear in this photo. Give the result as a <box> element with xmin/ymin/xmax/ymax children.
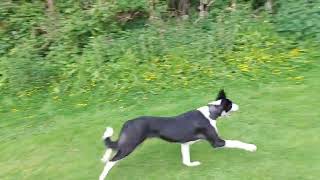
<box><xmin>216</xmin><ymin>89</ymin><xmax>226</xmax><ymax>100</ymax></box>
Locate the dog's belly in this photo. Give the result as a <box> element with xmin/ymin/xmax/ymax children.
<box><xmin>143</xmin><ymin>115</ymin><xmax>206</xmax><ymax>143</ymax></box>
<box><xmin>156</xmin><ymin>130</ymin><xmax>204</xmax><ymax>143</ymax></box>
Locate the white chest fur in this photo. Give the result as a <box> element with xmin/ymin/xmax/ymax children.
<box><xmin>197</xmin><ymin>106</ymin><xmax>218</xmax><ymax>133</ymax></box>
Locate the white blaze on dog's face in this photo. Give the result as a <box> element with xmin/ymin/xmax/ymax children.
<box><xmin>209</xmin><ymin>90</ymin><xmax>239</xmax><ymax>118</ymax></box>
<box><xmin>231</xmin><ymin>103</ymin><xmax>239</xmax><ymax>111</ymax></box>
<box><xmin>221</xmin><ymin>103</ymin><xmax>239</xmax><ymax>117</ymax></box>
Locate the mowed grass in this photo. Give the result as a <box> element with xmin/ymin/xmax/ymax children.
<box><xmin>0</xmin><ymin>69</ymin><xmax>319</xmax><ymax>180</ymax></box>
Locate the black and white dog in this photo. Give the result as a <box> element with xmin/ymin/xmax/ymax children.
<box><xmin>99</xmin><ymin>90</ymin><xmax>257</xmax><ymax>180</ymax></box>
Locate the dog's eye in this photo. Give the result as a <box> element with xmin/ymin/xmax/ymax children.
<box><xmin>226</xmin><ymin>104</ymin><xmax>232</xmax><ymax>112</ymax></box>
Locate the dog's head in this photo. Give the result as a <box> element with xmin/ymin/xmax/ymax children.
<box><xmin>207</xmin><ymin>89</ymin><xmax>239</xmax><ymax>119</ymax></box>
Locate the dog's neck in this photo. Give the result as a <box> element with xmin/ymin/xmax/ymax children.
<box><xmin>208</xmin><ymin>105</ymin><xmax>223</xmax><ymax>120</ymax></box>
<box><xmin>197</xmin><ymin>106</ymin><xmax>219</xmax><ymax>132</ymax></box>
<box><xmin>197</xmin><ymin>105</ymin><xmax>221</xmax><ymax>120</ymax></box>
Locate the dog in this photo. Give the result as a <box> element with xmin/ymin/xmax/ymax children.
<box><xmin>99</xmin><ymin>90</ymin><xmax>257</xmax><ymax>180</ymax></box>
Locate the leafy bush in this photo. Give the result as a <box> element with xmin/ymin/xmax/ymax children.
<box><xmin>275</xmin><ymin>0</ymin><xmax>320</xmax><ymax>41</ymax></box>
<box><xmin>0</xmin><ymin>0</ymin><xmax>314</xmax><ymax>105</ymax></box>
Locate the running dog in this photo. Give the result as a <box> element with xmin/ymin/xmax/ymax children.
<box><xmin>99</xmin><ymin>90</ymin><xmax>257</xmax><ymax>180</ymax></box>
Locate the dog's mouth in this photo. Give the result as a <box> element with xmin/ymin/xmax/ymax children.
<box><xmin>221</xmin><ymin>111</ymin><xmax>231</xmax><ymax>117</ymax></box>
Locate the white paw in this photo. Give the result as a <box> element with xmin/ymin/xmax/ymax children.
<box><xmin>184</xmin><ymin>161</ymin><xmax>201</xmax><ymax>167</ymax></box>
<box><xmin>245</xmin><ymin>144</ymin><xmax>257</xmax><ymax>152</ymax></box>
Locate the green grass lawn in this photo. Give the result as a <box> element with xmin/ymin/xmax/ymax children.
<box><xmin>1</xmin><ymin>68</ymin><xmax>319</xmax><ymax>180</ymax></box>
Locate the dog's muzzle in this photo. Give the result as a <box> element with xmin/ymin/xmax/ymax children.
<box><xmin>231</xmin><ymin>103</ymin><xmax>239</xmax><ymax>112</ymax></box>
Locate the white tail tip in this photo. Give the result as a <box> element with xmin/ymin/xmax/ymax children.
<box><xmin>102</xmin><ymin>127</ymin><xmax>113</xmax><ymax>140</ymax></box>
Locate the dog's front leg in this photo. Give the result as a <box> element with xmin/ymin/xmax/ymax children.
<box><xmin>181</xmin><ymin>143</ymin><xmax>201</xmax><ymax>167</ymax></box>
<box><xmin>223</xmin><ymin>140</ymin><xmax>257</xmax><ymax>152</ymax></box>
<box><xmin>203</xmin><ymin>126</ymin><xmax>257</xmax><ymax>152</ymax></box>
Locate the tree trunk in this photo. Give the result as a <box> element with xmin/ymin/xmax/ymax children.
<box><xmin>149</xmin><ymin>0</ymin><xmax>158</xmax><ymax>20</ymax></box>
<box><xmin>167</xmin><ymin>0</ymin><xmax>190</xmax><ymax>17</ymax></box>
<box><xmin>46</xmin><ymin>0</ymin><xmax>57</xmax><ymax>25</ymax></box>
<box><xmin>199</xmin><ymin>0</ymin><xmax>209</xmax><ymax>17</ymax></box>
<box><xmin>230</xmin><ymin>0</ymin><xmax>236</xmax><ymax>9</ymax></box>
<box><xmin>178</xmin><ymin>0</ymin><xmax>190</xmax><ymax>16</ymax></box>
<box><xmin>47</xmin><ymin>0</ymin><xmax>55</xmax><ymax>13</ymax></box>
<box><xmin>265</xmin><ymin>0</ymin><xmax>273</xmax><ymax>13</ymax></box>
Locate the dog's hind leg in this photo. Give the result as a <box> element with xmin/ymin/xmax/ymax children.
<box><xmin>101</xmin><ymin>148</ymin><xmax>113</xmax><ymax>163</ymax></box>
<box><xmin>102</xmin><ymin>127</ymin><xmax>118</xmax><ymax>149</ymax></box>
<box><xmin>99</xmin><ymin>141</ymin><xmax>143</xmax><ymax>180</ymax></box>
<box><xmin>101</xmin><ymin>127</ymin><xmax>116</xmax><ymax>163</ymax></box>
<box><xmin>99</xmin><ymin>124</ymin><xmax>146</xmax><ymax>179</ymax></box>
<box><xmin>99</xmin><ymin>127</ymin><xmax>119</xmax><ymax>180</ymax></box>
<box><xmin>110</xmin><ymin>137</ymin><xmax>144</xmax><ymax>161</ymax></box>
<box><xmin>99</xmin><ymin>160</ymin><xmax>117</xmax><ymax>180</ymax></box>
<box><xmin>181</xmin><ymin>143</ymin><xmax>201</xmax><ymax>167</ymax></box>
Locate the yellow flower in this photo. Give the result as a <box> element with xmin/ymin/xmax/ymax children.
<box><xmin>144</xmin><ymin>72</ymin><xmax>157</xmax><ymax>81</ymax></box>
<box><xmin>272</xmin><ymin>69</ymin><xmax>281</xmax><ymax>75</ymax></box>
<box><xmin>77</xmin><ymin>103</ymin><xmax>88</xmax><ymax>107</ymax></box>
<box><xmin>238</xmin><ymin>64</ymin><xmax>250</xmax><ymax>72</ymax></box>
<box><xmin>293</xmin><ymin>76</ymin><xmax>304</xmax><ymax>80</ymax></box>
<box><xmin>289</xmin><ymin>48</ymin><xmax>300</xmax><ymax>57</ymax></box>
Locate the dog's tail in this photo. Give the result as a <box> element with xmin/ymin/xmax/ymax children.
<box><xmin>102</xmin><ymin>127</ymin><xmax>118</xmax><ymax>149</ymax></box>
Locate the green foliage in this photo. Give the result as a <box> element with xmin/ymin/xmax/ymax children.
<box><xmin>0</xmin><ymin>0</ymin><xmax>316</xmax><ymax>105</ymax></box>
<box><xmin>1</xmin><ymin>40</ymin><xmax>55</xmax><ymax>92</ymax></box>
<box><xmin>275</xmin><ymin>0</ymin><xmax>320</xmax><ymax>41</ymax></box>
<box><xmin>114</xmin><ymin>0</ymin><xmax>148</xmax><ymax>11</ymax></box>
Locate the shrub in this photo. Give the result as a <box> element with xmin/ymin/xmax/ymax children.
<box><xmin>275</xmin><ymin>0</ymin><xmax>320</xmax><ymax>42</ymax></box>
